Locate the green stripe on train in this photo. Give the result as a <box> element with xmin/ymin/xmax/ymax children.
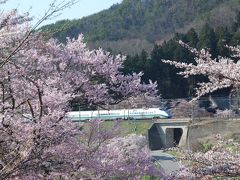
<box><xmin>69</xmin><ymin>114</ymin><xmax>168</xmax><ymax>121</ymax></box>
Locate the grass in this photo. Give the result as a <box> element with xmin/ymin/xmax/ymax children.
<box><xmin>164</xmin><ymin>149</ymin><xmax>183</xmax><ymax>159</ymax></box>
<box><xmin>81</xmin><ymin>119</ymin><xmax>154</xmax><ymax>137</ymax></box>
<box><xmin>142</xmin><ymin>176</ymin><xmax>159</xmax><ymax>180</ymax></box>
<box><xmin>101</xmin><ymin>120</ymin><xmax>154</xmax><ymax>136</ymax></box>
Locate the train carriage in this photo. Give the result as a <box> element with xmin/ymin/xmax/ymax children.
<box><xmin>67</xmin><ymin>108</ymin><xmax>171</xmax><ymax>121</ymax></box>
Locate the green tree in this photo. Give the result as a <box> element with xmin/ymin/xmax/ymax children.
<box><xmin>231</xmin><ymin>12</ymin><xmax>240</xmax><ymax>32</ymax></box>
<box><xmin>198</xmin><ymin>23</ymin><xmax>217</xmax><ymax>58</ymax></box>
<box><xmin>216</xmin><ymin>27</ymin><xmax>231</xmax><ymax>57</ymax></box>
<box><xmin>185</xmin><ymin>28</ymin><xmax>199</xmax><ymax>48</ymax></box>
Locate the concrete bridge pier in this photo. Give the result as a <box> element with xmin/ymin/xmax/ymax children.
<box><xmin>148</xmin><ymin>121</ymin><xmax>189</xmax><ymax>150</ymax></box>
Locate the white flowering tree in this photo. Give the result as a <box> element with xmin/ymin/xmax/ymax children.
<box><xmin>0</xmin><ymin>3</ymin><xmax>163</xmax><ymax>179</ymax></box>
<box><xmin>168</xmin><ymin>135</ymin><xmax>240</xmax><ymax>179</ymax></box>
<box><xmin>163</xmin><ymin>41</ymin><xmax>240</xmax><ymax>178</ymax></box>
<box><xmin>163</xmin><ymin>41</ymin><xmax>240</xmax><ymax>99</ymax></box>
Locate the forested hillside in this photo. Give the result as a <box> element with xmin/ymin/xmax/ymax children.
<box><xmin>40</xmin><ymin>0</ymin><xmax>240</xmax><ymax>98</ymax></box>
<box><xmin>41</xmin><ymin>0</ymin><xmax>240</xmax><ymax>54</ymax></box>
<box><xmin>122</xmin><ymin>19</ymin><xmax>240</xmax><ymax>98</ymax></box>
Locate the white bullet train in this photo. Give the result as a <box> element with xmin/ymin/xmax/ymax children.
<box><xmin>67</xmin><ymin>108</ymin><xmax>171</xmax><ymax>121</ymax></box>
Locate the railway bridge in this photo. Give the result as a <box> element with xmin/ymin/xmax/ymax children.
<box><xmin>148</xmin><ymin>118</ymin><xmax>190</xmax><ymax>150</ymax></box>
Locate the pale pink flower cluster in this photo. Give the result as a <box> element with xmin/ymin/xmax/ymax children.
<box><xmin>40</xmin><ymin>120</ymin><xmax>162</xmax><ymax>179</ymax></box>
<box><xmin>163</xmin><ymin>41</ymin><xmax>240</xmax><ymax>178</ymax></box>
<box><xmin>163</xmin><ymin>41</ymin><xmax>240</xmax><ymax>99</ymax></box>
<box><xmin>0</xmin><ymin>9</ymin><xmax>160</xmax><ymax>179</ymax></box>
<box><xmin>179</xmin><ymin>135</ymin><xmax>240</xmax><ymax>178</ymax></box>
<box><xmin>214</xmin><ymin>109</ymin><xmax>233</xmax><ymax>118</ymax></box>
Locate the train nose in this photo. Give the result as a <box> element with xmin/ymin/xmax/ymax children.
<box><xmin>167</xmin><ymin>113</ymin><xmax>172</xmax><ymax>118</ymax></box>
<box><xmin>159</xmin><ymin>109</ymin><xmax>171</xmax><ymax>118</ymax></box>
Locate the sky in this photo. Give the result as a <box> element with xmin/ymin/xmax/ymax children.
<box><xmin>1</xmin><ymin>0</ymin><xmax>122</xmax><ymax>26</ymax></box>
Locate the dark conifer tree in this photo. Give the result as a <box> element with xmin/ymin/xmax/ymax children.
<box><xmin>216</xmin><ymin>27</ymin><xmax>231</xmax><ymax>57</ymax></box>
<box><xmin>185</xmin><ymin>28</ymin><xmax>199</xmax><ymax>48</ymax></box>
<box><xmin>198</xmin><ymin>23</ymin><xmax>218</xmax><ymax>58</ymax></box>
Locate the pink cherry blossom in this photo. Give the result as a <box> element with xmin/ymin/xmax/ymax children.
<box><xmin>0</xmin><ymin>8</ymin><xmax>160</xmax><ymax>179</ymax></box>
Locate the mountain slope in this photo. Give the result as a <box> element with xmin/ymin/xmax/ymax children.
<box><xmin>41</xmin><ymin>0</ymin><xmax>240</xmax><ymax>54</ymax></box>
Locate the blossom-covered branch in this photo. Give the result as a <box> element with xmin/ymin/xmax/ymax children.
<box><xmin>0</xmin><ymin>6</ymin><xmax>160</xmax><ymax>179</ymax></box>
<box><xmin>163</xmin><ymin>41</ymin><xmax>240</xmax><ymax>98</ymax></box>
<box><xmin>171</xmin><ymin>135</ymin><xmax>240</xmax><ymax>179</ymax></box>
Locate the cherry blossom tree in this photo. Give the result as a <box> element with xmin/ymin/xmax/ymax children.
<box><xmin>0</xmin><ymin>6</ymin><xmax>161</xmax><ymax>179</ymax></box>
<box><xmin>163</xmin><ymin>41</ymin><xmax>240</xmax><ymax>178</ymax></box>
<box><xmin>169</xmin><ymin>135</ymin><xmax>240</xmax><ymax>179</ymax></box>
<box><xmin>163</xmin><ymin>41</ymin><xmax>240</xmax><ymax>99</ymax></box>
